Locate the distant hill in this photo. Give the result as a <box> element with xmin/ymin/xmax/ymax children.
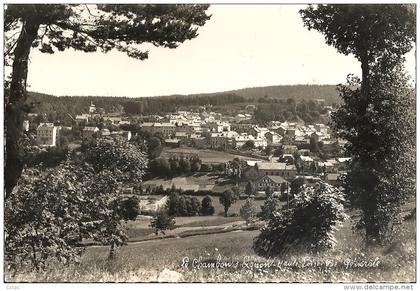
<box><xmin>25</xmin><ymin>84</ymin><xmax>341</xmax><ymax>124</ymax></box>
<box><xmin>224</xmin><ymin>84</ymin><xmax>340</xmax><ymax>104</ymax></box>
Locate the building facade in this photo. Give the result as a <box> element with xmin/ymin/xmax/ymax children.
<box><xmin>37</xmin><ymin>123</ymin><xmax>58</xmax><ymax>147</ymax></box>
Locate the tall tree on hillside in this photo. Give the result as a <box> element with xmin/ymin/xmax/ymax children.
<box><xmin>219</xmin><ymin>189</ymin><xmax>236</xmax><ymax>217</ymax></box>
<box><xmin>4</xmin><ymin>4</ymin><xmax>211</xmax><ymax>196</ymax></box>
<box><xmin>245</xmin><ymin>181</ymin><xmax>255</xmax><ymax>197</ymax></box>
<box><xmin>300</xmin><ymin>4</ymin><xmax>415</xmax><ymax>244</ymax></box>
<box><xmin>147</xmin><ymin>137</ymin><xmax>163</xmax><ymax>159</ymax></box>
<box><xmin>309</xmin><ymin>136</ymin><xmax>320</xmax><ymax>153</ymax></box>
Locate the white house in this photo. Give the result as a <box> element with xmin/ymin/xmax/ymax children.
<box><xmin>37</xmin><ymin>123</ymin><xmax>58</xmax><ymax>147</ymax></box>
<box><xmin>255</xmin><ymin>175</ymin><xmax>287</xmax><ymax>192</ymax></box>
<box><xmin>256</xmin><ymin>161</ymin><xmax>297</xmax><ymax>179</ymax></box>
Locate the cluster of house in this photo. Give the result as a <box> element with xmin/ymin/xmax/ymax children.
<box><xmin>137</xmin><ymin>110</ymin><xmax>344</xmax><ymax>154</ymax></box>
<box><xmin>227</xmin><ymin>156</ymin><xmax>350</xmax><ymax>195</ymax></box>
<box><xmin>34</xmin><ymin>122</ymin><xmax>132</xmax><ymax>147</ymax></box>
<box><xmin>33</xmin><ymin>102</ymin><xmax>132</xmax><ymax>147</ymax></box>
<box><xmin>28</xmin><ymin>100</ymin><xmax>354</xmax><ymax>194</ymax></box>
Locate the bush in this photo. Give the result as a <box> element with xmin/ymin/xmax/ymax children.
<box><xmin>219</xmin><ymin>189</ymin><xmax>236</xmax><ymax>217</ymax></box>
<box><xmin>240</xmin><ymin>198</ymin><xmax>257</xmax><ymax>225</ymax></box>
<box><xmin>253</xmin><ymin>182</ymin><xmax>348</xmax><ymax>257</ymax></box>
<box><xmin>200</xmin><ymin>195</ymin><xmax>215</xmax><ymax>216</ymax></box>
<box><xmin>166</xmin><ymin>193</ymin><xmax>201</xmax><ymax>217</ymax></box>
<box><xmin>259</xmin><ymin>196</ymin><xmax>280</xmax><ymax>221</ymax></box>
<box><xmin>191</xmin><ymin>161</ymin><xmax>201</xmax><ymax>172</ymax></box>
<box><xmin>5</xmin><ymin>138</ymin><xmax>148</xmax><ymax>270</ymax></box>
<box><xmin>200</xmin><ymin>164</ymin><xmax>213</xmax><ymax>172</ymax></box>
<box><xmin>149</xmin><ymin>209</ymin><xmax>176</xmax><ymax>235</ymax></box>
<box><xmin>117</xmin><ymin>196</ymin><xmax>140</xmax><ymax>221</ymax></box>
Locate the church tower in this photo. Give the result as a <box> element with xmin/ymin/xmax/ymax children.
<box><xmin>89</xmin><ymin>101</ymin><xmax>96</xmax><ymax>114</ymax></box>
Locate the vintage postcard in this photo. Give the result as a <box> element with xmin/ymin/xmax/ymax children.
<box><xmin>2</xmin><ymin>2</ymin><xmax>416</xmax><ymax>289</ymax></box>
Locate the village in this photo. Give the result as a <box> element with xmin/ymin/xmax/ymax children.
<box><xmin>4</xmin><ymin>3</ymin><xmax>416</xmax><ymax>284</ymax></box>
<box><xmin>28</xmin><ymin>98</ymin><xmax>350</xmax><ymax>202</ymax></box>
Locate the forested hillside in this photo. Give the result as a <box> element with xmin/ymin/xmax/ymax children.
<box><xmin>226</xmin><ymin>84</ymin><xmax>340</xmax><ymax>104</ymax></box>
<box><xmin>24</xmin><ymin>84</ymin><xmax>341</xmax><ymax>125</ymax></box>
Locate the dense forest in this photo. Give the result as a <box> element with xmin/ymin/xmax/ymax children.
<box><xmin>24</xmin><ymin>84</ymin><xmax>340</xmax><ymax>125</ymax></box>
<box><xmin>227</xmin><ymin>84</ymin><xmax>341</xmax><ymax>104</ymax></box>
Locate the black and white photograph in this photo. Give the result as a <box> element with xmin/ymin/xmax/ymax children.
<box><xmin>2</xmin><ymin>1</ymin><xmax>417</xmax><ymax>288</ymax></box>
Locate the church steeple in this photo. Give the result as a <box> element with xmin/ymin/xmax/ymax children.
<box><xmin>89</xmin><ymin>101</ymin><xmax>96</xmax><ymax>114</ymax></box>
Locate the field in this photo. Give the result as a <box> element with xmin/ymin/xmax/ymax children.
<box><xmin>143</xmin><ymin>172</ymin><xmax>241</xmax><ymax>193</ymax></box>
<box><xmin>6</xmin><ymin>198</ymin><xmax>415</xmax><ymax>283</ymax></box>
<box><xmin>143</xmin><ymin>173</ymin><xmax>227</xmax><ymax>192</ymax></box>
<box><xmin>127</xmin><ymin>197</ymin><xmax>266</xmax><ymax>241</ymax></box>
<box><xmin>8</xmin><ymin>215</ymin><xmax>415</xmax><ymax>283</ymax></box>
<box><xmin>161</xmin><ymin>147</ymin><xmax>263</xmax><ymax>164</ymax></box>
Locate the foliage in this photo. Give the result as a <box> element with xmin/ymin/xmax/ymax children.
<box><xmin>290</xmin><ymin>177</ymin><xmax>306</xmax><ymax>197</ymax></box>
<box><xmin>219</xmin><ymin>190</ymin><xmax>236</xmax><ymax>217</ymax></box>
<box><xmin>6</xmin><ymin>162</ymin><xmax>123</xmax><ymax>270</ymax></box>
<box><xmin>253</xmin><ymin>98</ymin><xmax>329</xmax><ymax>124</ymax></box>
<box><xmin>300</xmin><ymin>5</ymin><xmax>415</xmax><ymax>68</ymax></box>
<box><xmin>191</xmin><ymin>160</ymin><xmax>201</xmax><ymax>172</ymax></box>
<box><xmin>149</xmin><ymin>156</ymin><xmax>202</xmax><ymax>178</ymax></box>
<box><xmin>5</xmin><ymin>136</ymin><xmax>147</xmax><ymax>270</ymax></box>
<box><xmin>280</xmin><ymin>182</ymin><xmax>288</xmax><ymax>195</ymax></box>
<box><xmin>166</xmin><ymin>193</ymin><xmax>201</xmax><ymax>217</ymax></box>
<box><xmin>148</xmin><ymin>157</ymin><xmax>171</xmax><ymax>178</ymax></box>
<box><xmin>232</xmin><ymin>84</ymin><xmax>341</xmax><ymax>104</ymax></box>
<box><xmin>273</xmin><ymin>145</ymin><xmax>284</xmax><ymax>157</ymax></box>
<box><xmin>199</xmin><ymin>195</ymin><xmax>215</xmax><ymax>216</ymax></box>
<box><xmin>242</xmin><ymin>140</ymin><xmax>255</xmax><ymax>150</ymax></box>
<box><xmin>200</xmin><ymin>164</ymin><xmax>213</xmax><ymax>172</ymax></box>
<box><xmin>147</xmin><ymin>137</ymin><xmax>162</xmax><ymax>159</ymax></box>
<box><xmin>253</xmin><ymin>182</ymin><xmax>348</xmax><ymax>257</ymax></box>
<box><xmin>117</xmin><ymin>196</ymin><xmax>140</xmax><ymax>221</ymax></box>
<box><xmin>5</xmin><ymin>3</ymin><xmax>211</xmax><ymax>196</ymax></box>
<box><xmin>244</xmin><ymin>181</ymin><xmax>255</xmax><ymax>197</ymax></box>
<box><xmin>82</xmin><ymin>137</ymin><xmax>147</xmax><ymax>184</ymax></box>
<box><xmin>149</xmin><ymin>209</ymin><xmax>176</xmax><ymax>235</ymax></box>
<box><xmin>264</xmin><ymin>186</ymin><xmax>273</xmax><ymax>198</ymax></box>
<box><xmin>301</xmin><ymin>4</ymin><xmax>415</xmax><ymax>244</ymax></box>
<box><xmin>333</xmin><ymin>70</ymin><xmax>415</xmax><ymax>244</ymax></box>
<box><xmin>239</xmin><ymin>198</ymin><xmax>257</xmax><ymax>225</ymax></box>
<box><xmin>179</xmin><ymin>158</ymin><xmax>191</xmax><ymax>174</ymax></box>
<box><xmin>309</xmin><ymin>136</ymin><xmax>319</xmax><ymax>153</ymax></box>
<box><xmin>259</xmin><ymin>196</ymin><xmax>280</xmax><ymax>221</ymax></box>
<box><xmin>243</xmin><ymin>166</ymin><xmax>259</xmax><ymax>182</ymax></box>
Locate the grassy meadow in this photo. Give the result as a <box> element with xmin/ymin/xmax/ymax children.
<box><xmin>6</xmin><ymin>203</ymin><xmax>415</xmax><ymax>283</ymax></box>
<box><xmin>161</xmin><ymin>147</ymin><xmax>262</xmax><ymax>164</ymax></box>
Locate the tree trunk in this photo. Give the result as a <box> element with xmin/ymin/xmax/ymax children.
<box><xmin>108</xmin><ymin>241</ymin><xmax>116</xmax><ymax>260</ymax></box>
<box><xmin>360</xmin><ymin>51</ymin><xmax>370</xmax><ymax>101</ymax></box>
<box><xmin>5</xmin><ymin>17</ymin><xmax>40</xmax><ymax>197</ymax></box>
<box><xmin>364</xmin><ymin>199</ymin><xmax>380</xmax><ymax>246</ymax></box>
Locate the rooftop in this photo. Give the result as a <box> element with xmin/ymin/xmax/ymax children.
<box><xmin>257</xmin><ymin>162</ymin><xmax>287</xmax><ymax>171</ymax></box>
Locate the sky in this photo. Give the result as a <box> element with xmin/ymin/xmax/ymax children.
<box><xmin>25</xmin><ymin>4</ymin><xmax>416</xmax><ymax>98</ymax></box>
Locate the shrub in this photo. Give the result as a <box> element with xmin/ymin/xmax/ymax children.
<box><xmin>200</xmin><ymin>164</ymin><xmax>213</xmax><ymax>172</ymax></box>
<box><xmin>5</xmin><ymin>138</ymin><xmax>148</xmax><ymax>270</ymax></box>
<box><xmin>253</xmin><ymin>182</ymin><xmax>348</xmax><ymax>257</ymax></box>
<box><xmin>149</xmin><ymin>209</ymin><xmax>176</xmax><ymax>235</ymax></box>
<box><xmin>117</xmin><ymin>196</ymin><xmax>140</xmax><ymax>221</ymax></box>
<box><xmin>166</xmin><ymin>194</ymin><xmax>201</xmax><ymax>217</ymax></box>
<box><xmin>245</xmin><ymin>181</ymin><xmax>255</xmax><ymax>197</ymax></box>
<box><xmin>219</xmin><ymin>190</ymin><xmax>236</xmax><ymax>217</ymax></box>
<box><xmin>240</xmin><ymin>198</ymin><xmax>257</xmax><ymax>225</ymax></box>
<box><xmin>191</xmin><ymin>161</ymin><xmax>201</xmax><ymax>172</ymax></box>
<box><xmin>259</xmin><ymin>196</ymin><xmax>280</xmax><ymax>221</ymax></box>
<box><xmin>200</xmin><ymin>195</ymin><xmax>215</xmax><ymax>216</ymax></box>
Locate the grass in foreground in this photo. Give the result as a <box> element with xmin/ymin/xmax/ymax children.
<box><xmin>6</xmin><ymin>214</ymin><xmax>415</xmax><ymax>283</ymax></box>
